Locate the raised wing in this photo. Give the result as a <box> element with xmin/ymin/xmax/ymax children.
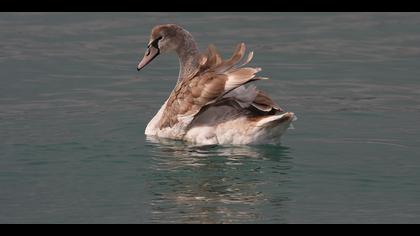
<box><xmin>158</xmin><ymin>43</ymin><xmax>277</xmax><ymax>130</ymax></box>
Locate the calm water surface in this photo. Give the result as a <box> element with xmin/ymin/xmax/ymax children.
<box><xmin>1</xmin><ymin>12</ymin><xmax>420</xmax><ymax>223</ymax></box>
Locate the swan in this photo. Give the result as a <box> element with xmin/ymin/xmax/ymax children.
<box><xmin>137</xmin><ymin>24</ymin><xmax>295</xmax><ymax>145</ymax></box>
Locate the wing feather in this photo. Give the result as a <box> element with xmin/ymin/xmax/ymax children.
<box><xmin>158</xmin><ymin>43</ymin><xmax>279</xmax><ymax>130</ymax></box>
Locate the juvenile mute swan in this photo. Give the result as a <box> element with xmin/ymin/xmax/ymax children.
<box><xmin>137</xmin><ymin>24</ymin><xmax>295</xmax><ymax>145</ymax></box>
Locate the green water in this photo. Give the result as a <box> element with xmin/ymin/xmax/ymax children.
<box><xmin>1</xmin><ymin>12</ymin><xmax>420</xmax><ymax>223</ymax></box>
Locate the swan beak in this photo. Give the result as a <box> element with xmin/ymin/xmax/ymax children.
<box><xmin>137</xmin><ymin>45</ymin><xmax>160</xmax><ymax>71</ymax></box>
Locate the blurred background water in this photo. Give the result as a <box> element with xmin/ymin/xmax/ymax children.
<box><xmin>1</xmin><ymin>12</ymin><xmax>420</xmax><ymax>223</ymax></box>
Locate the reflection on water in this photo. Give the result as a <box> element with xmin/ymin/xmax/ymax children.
<box><xmin>145</xmin><ymin>137</ymin><xmax>292</xmax><ymax>223</ymax></box>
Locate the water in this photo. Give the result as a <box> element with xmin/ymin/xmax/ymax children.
<box><xmin>1</xmin><ymin>12</ymin><xmax>420</xmax><ymax>223</ymax></box>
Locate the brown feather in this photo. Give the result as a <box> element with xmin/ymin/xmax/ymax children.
<box><xmin>158</xmin><ymin>43</ymin><xmax>271</xmax><ymax>129</ymax></box>
<box><xmin>252</xmin><ymin>91</ymin><xmax>283</xmax><ymax>113</ymax></box>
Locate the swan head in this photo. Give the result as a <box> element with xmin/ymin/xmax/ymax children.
<box><xmin>137</xmin><ymin>24</ymin><xmax>187</xmax><ymax>71</ymax></box>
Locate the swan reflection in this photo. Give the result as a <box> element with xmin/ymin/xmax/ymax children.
<box><xmin>145</xmin><ymin>136</ymin><xmax>293</xmax><ymax>223</ymax></box>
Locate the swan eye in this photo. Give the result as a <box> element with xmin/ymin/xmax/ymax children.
<box><xmin>150</xmin><ymin>36</ymin><xmax>163</xmax><ymax>49</ymax></box>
